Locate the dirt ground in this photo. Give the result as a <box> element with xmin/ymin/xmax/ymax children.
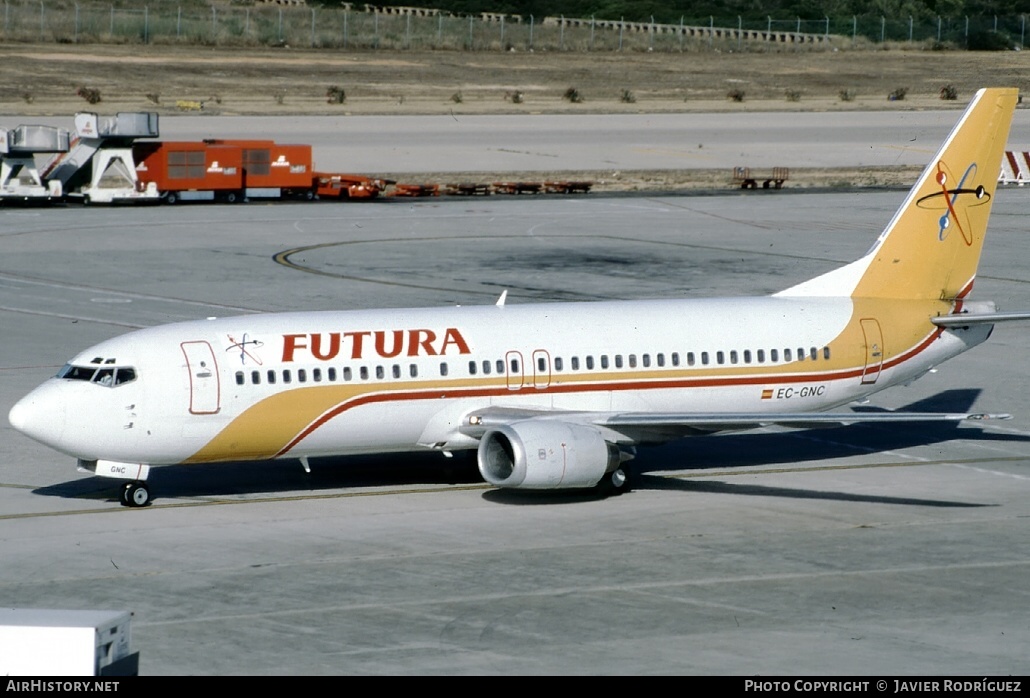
<box><xmin>0</xmin><ymin>42</ymin><xmax>1025</xmax><ymax>189</ymax></box>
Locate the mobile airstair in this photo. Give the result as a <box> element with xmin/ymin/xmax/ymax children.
<box><xmin>0</xmin><ymin>125</ymin><xmax>69</xmax><ymax>202</ymax></box>
<box><xmin>41</xmin><ymin>112</ymin><xmax>160</xmax><ymax>204</ymax></box>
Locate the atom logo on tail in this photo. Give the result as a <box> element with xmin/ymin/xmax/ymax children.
<box><xmin>916</xmin><ymin>161</ymin><xmax>990</xmax><ymax>246</ymax></box>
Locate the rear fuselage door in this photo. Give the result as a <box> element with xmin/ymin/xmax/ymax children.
<box><xmin>181</xmin><ymin>341</ymin><xmax>221</xmax><ymax>414</ymax></box>
<box><xmin>860</xmin><ymin>318</ymin><xmax>884</xmax><ymax>385</ymax></box>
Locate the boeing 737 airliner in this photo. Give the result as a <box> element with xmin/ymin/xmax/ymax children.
<box><xmin>9</xmin><ymin>88</ymin><xmax>1028</xmax><ymax>507</ymax></box>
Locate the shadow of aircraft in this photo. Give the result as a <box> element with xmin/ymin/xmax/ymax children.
<box><xmin>634</xmin><ymin>389</ymin><xmax>1029</xmax><ymax>473</ymax></box>
<box><xmin>34</xmin><ymin>451</ymin><xmax>483</xmax><ymax>505</ymax></box>
<box><xmin>34</xmin><ymin>389</ymin><xmax>1028</xmax><ymax>506</ymax></box>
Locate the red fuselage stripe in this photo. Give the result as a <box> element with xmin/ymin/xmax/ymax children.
<box><xmin>274</xmin><ymin>326</ymin><xmax>945</xmax><ymax>456</ymax></box>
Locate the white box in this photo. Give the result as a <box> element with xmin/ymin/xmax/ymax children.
<box><xmin>0</xmin><ymin>609</ymin><xmax>135</xmax><ymax>676</ymax></box>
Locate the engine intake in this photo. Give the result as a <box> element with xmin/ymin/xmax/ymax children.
<box><xmin>477</xmin><ymin>420</ymin><xmax>621</xmax><ymax>489</ymax></box>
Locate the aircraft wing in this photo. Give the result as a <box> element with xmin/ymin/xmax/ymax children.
<box><xmin>598</xmin><ymin>410</ymin><xmax>1009</xmax><ymax>437</ymax></box>
<box><xmin>463</xmin><ymin>405</ymin><xmax>1012</xmax><ymax>492</ymax></box>
<box><xmin>463</xmin><ymin>406</ymin><xmax>1010</xmax><ymax>442</ymax></box>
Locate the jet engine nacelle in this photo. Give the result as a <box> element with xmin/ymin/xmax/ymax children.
<box><xmin>477</xmin><ymin>420</ymin><xmax>621</xmax><ymax>489</ymax></box>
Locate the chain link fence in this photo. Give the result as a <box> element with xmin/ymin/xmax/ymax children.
<box><xmin>1</xmin><ymin>3</ymin><xmax>1026</xmax><ymax>51</ymax></box>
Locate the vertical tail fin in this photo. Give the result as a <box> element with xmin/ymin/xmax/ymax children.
<box><xmin>778</xmin><ymin>88</ymin><xmax>1017</xmax><ymax>300</ymax></box>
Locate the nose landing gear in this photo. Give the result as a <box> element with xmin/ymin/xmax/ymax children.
<box><xmin>121</xmin><ymin>481</ymin><xmax>151</xmax><ymax>507</ymax></box>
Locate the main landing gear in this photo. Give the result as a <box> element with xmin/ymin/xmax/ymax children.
<box><xmin>594</xmin><ymin>467</ymin><xmax>632</xmax><ymax>498</ymax></box>
<box><xmin>121</xmin><ymin>481</ymin><xmax>151</xmax><ymax>507</ymax></box>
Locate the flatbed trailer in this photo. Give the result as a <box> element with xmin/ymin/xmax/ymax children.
<box><xmin>314</xmin><ymin>173</ymin><xmax>389</xmax><ymax>199</ymax></box>
<box><xmin>733</xmin><ymin>166</ymin><xmax>789</xmax><ymax>189</ymax></box>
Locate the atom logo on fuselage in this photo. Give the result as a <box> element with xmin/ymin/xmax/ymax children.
<box><xmin>916</xmin><ymin>160</ymin><xmax>990</xmax><ymax>246</ymax></box>
<box><xmin>226</xmin><ymin>333</ymin><xmax>264</xmax><ymax>366</ymax></box>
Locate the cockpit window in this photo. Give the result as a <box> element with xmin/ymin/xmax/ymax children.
<box><xmin>58</xmin><ymin>364</ymin><xmax>96</xmax><ymax>381</ymax></box>
<box><xmin>57</xmin><ymin>364</ymin><xmax>137</xmax><ymax>387</ymax></box>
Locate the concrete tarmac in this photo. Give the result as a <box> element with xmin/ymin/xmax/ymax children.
<box><xmin>4</xmin><ymin>110</ymin><xmax>1030</xmax><ymax>173</ymax></box>
<box><xmin>2</xmin><ymin>190</ymin><xmax>1030</xmax><ymax>675</ymax></box>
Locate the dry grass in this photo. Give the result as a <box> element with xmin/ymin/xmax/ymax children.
<box><xmin>0</xmin><ymin>43</ymin><xmax>1026</xmax><ymax>118</ymax></box>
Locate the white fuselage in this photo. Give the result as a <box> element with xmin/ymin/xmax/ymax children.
<box><xmin>8</xmin><ymin>294</ymin><xmax>989</xmax><ymax>467</ymax></box>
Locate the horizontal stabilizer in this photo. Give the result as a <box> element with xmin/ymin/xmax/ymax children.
<box><xmin>932</xmin><ymin>311</ymin><xmax>1030</xmax><ymax>327</ymax></box>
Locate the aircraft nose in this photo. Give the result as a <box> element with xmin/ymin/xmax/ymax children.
<box><xmin>8</xmin><ymin>385</ymin><xmax>65</xmax><ymax>446</ymax></box>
